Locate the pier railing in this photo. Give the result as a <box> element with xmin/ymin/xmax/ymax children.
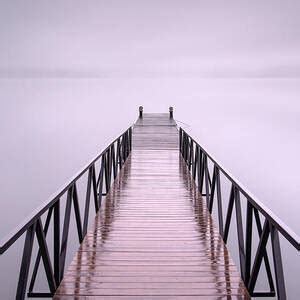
<box><xmin>179</xmin><ymin>127</ymin><xmax>300</xmax><ymax>299</ymax></box>
<box><xmin>0</xmin><ymin>127</ymin><xmax>132</xmax><ymax>299</ymax></box>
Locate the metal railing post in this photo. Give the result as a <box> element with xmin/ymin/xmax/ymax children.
<box><xmin>169</xmin><ymin>106</ymin><xmax>173</xmax><ymax>118</ymax></box>
<box><xmin>139</xmin><ymin>106</ymin><xmax>143</xmax><ymax>118</ymax></box>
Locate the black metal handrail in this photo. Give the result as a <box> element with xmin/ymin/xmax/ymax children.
<box><xmin>0</xmin><ymin>126</ymin><xmax>132</xmax><ymax>299</ymax></box>
<box><xmin>179</xmin><ymin>127</ymin><xmax>300</xmax><ymax>299</ymax></box>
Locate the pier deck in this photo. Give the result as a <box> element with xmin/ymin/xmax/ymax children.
<box><xmin>54</xmin><ymin>113</ymin><xmax>249</xmax><ymax>299</ymax></box>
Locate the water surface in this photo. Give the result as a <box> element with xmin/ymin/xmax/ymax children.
<box><xmin>0</xmin><ymin>78</ymin><xmax>299</xmax><ymax>298</ymax></box>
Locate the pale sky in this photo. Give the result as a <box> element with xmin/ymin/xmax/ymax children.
<box><xmin>1</xmin><ymin>0</ymin><xmax>300</xmax><ymax>77</ymax></box>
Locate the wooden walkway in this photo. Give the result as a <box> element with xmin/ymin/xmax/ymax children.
<box><xmin>55</xmin><ymin>113</ymin><xmax>249</xmax><ymax>299</ymax></box>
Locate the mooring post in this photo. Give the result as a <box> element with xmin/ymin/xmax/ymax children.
<box><xmin>139</xmin><ymin>106</ymin><xmax>143</xmax><ymax>118</ymax></box>
<box><xmin>169</xmin><ymin>106</ymin><xmax>173</xmax><ymax>118</ymax></box>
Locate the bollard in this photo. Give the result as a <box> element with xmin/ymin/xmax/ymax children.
<box><xmin>169</xmin><ymin>106</ymin><xmax>173</xmax><ymax>118</ymax></box>
<box><xmin>139</xmin><ymin>106</ymin><xmax>143</xmax><ymax>118</ymax></box>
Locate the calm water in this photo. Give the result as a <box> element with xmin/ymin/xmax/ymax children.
<box><xmin>0</xmin><ymin>78</ymin><xmax>299</xmax><ymax>299</ymax></box>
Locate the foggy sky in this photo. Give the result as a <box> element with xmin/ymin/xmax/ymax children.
<box><xmin>1</xmin><ymin>0</ymin><xmax>300</xmax><ymax>77</ymax></box>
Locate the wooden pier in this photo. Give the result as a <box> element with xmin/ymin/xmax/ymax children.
<box><xmin>54</xmin><ymin>113</ymin><xmax>248</xmax><ymax>299</ymax></box>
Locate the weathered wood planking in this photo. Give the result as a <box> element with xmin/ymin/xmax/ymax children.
<box><xmin>133</xmin><ymin>113</ymin><xmax>178</xmax><ymax>150</ymax></box>
<box><xmin>54</xmin><ymin>113</ymin><xmax>249</xmax><ymax>299</ymax></box>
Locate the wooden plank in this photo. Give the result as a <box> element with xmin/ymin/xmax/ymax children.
<box><xmin>133</xmin><ymin>114</ymin><xmax>178</xmax><ymax>150</ymax></box>
<box><xmin>54</xmin><ymin>296</ymin><xmax>248</xmax><ymax>300</ymax></box>
<box><xmin>55</xmin><ymin>114</ymin><xmax>249</xmax><ymax>299</ymax></box>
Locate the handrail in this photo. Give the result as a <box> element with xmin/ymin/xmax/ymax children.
<box><xmin>181</xmin><ymin>128</ymin><xmax>300</xmax><ymax>250</ymax></box>
<box><xmin>0</xmin><ymin>126</ymin><xmax>131</xmax><ymax>255</ymax></box>
<box><xmin>0</xmin><ymin>126</ymin><xmax>132</xmax><ymax>299</ymax></box>
<box><xmin>179</xmin><ymin>127</ymin><xmax>299</xmax><ymax>298</ymax></box>
<box><xmin>0</xmin><ymin>126</ymin><xmax>132</xmax><ymax>254</ymax></box>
